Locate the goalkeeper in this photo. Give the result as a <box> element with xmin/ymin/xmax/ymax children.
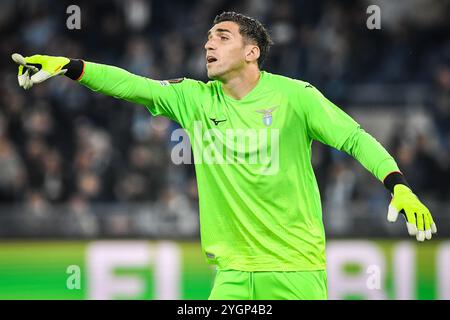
<box><xmin>12</xmin><ymin>12</ymin><xmax>437</xmax><ymax>300</ymax></box>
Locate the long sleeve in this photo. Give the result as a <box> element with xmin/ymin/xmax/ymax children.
<box><xmin>341</xmin><ymin>127</ymin><xmax>400</xmax><ymax>182</ymax></box>
<box><xmin>79</xmin><ymin>61</ymin><xmax>162</xmax><ymax>106</ymax></box>
<box><xmin>77</xmin><ymin>61</ymin><xmax>203</xmax><ymax>128</ymax></box>
<box><xmin>300</xmin><ymin>84</ymin><xmax>400</xmax><ymax>182</ymax></box>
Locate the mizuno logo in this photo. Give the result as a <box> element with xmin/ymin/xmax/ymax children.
<box><xmin>209</xmin><ymin>118</ymin><xmax>227</xmax><ymax>126</ymax></box>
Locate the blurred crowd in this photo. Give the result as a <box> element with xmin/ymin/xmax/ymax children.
<box><xmin>0</xmin><ymin>0</ymin><xmax>449</xmax><ymax>237</ymax></box>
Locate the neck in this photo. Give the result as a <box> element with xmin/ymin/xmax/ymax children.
<box><xmin>221</xmin><ymin>65</ymin><xmax>261</xmax><ymax>100</ymax></box>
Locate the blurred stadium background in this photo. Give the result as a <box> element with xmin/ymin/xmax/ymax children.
<box><xmin>0</xmin><ymin>0</ymin><xmax>449</xmax><ymax>300</ymax></box>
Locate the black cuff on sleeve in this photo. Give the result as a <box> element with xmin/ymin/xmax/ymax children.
<box><xmin>383</xmin><ymin>171</ymin><xmax>409</xmax><ymax>194</ymax></box>
<box><xmin>64</xmin><ymin>59</ymin><xmax>84</xmax><ymax>80</ymax></box>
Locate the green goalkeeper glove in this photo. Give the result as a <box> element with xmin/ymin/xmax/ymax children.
<box><xmin>12</xmin><ymin>53</ymin><xmax>70</xmax><ymax>89</ymax></box>
<box><xmin>387</xmin><ymin>184</ymin><xmax>437</xmax><ymax>242</ymax></box>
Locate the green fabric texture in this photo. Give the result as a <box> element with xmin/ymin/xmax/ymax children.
<box><xmin>209</xmin><ymin>268</ymin><xmax>328</xmax><ymax>300</ymax></box>
<box><xmin>79</xmin><ymin>62</ymin><xmax>400</xmax><ymax>271</ymax></box>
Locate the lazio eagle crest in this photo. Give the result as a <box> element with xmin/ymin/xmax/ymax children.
<box><xmin>255</xmin><ymin>106</ymin><xmax>278</xmax><ymax>126</ymax></box>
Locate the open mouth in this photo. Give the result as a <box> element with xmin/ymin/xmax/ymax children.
<box><xmin>206</xmin><ymin>56</ymin><xmax>218</xmax><ymax>64</ymax></box>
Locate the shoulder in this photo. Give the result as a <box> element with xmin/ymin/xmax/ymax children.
<box><xmin>158</xmin><ymin>77</ymin><xmax>205</xmax><ymax>87</ymax></box>
<box><xmin>262</xmin><ymin>71</ymin><xmax>314</xmax><ymax>94</ymax></box>
<box><xmin>158</xmin><ymin>77</ymin><xmax>219</xmax><ymax>96</ymax></box>
<box><xmin>191</xmin><ymin>78</ymin><xmax>221</xmax><ymax>96</ymax></box>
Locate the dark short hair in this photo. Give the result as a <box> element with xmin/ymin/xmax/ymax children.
<box><xmin>213</xmin><ymin>11</ymin><xmax>273</xmax><ymax>68</ymax></box>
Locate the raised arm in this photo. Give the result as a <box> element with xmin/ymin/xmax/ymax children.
<box><xmin>300</xmin><ymin>83</ymin><xmax>437</xmax><ymax>241</ymax></box>
<box><xmin>11</xmin><ymin>53</ymin><xmax>202</xmax><ymax>128</ymax></box>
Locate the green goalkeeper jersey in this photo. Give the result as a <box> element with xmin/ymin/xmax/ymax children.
<box><xmin>80</xmin><ymin>62</ymin><xmax>400</xmax><ymax>271</ymax></box>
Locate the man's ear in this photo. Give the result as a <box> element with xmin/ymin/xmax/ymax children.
<box><xmin>245</xmin><ymin>45</ymin><xmax>260</xmax><ymax>63</ymax></box>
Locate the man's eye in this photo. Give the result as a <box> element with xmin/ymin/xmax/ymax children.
<box><xmin>221</xmin><ymin>36</ymin><xmax>229</xmax><ymax>40</ymax></box>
